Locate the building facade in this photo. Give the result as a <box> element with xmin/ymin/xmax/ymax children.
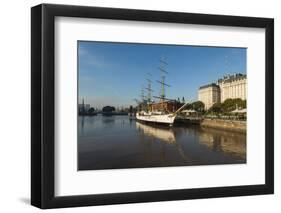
<box><xmin>148</xmin><ymin>100</ymin><xmax>183</xmax><ymax>113</ymax></box>
<box><xmin>198</xmin><ymin>73</ymin><xmax>247</xmax><ymax>110</ymax></box>
<box><xmin>218</xmin><ymin>74</ymin><xmax>247</xmax><ymax>102</ymax></box>
<box><xmin>198</xmin><ymin>83</ymin><xmax>220</xmax><ymax>110</ymax></box>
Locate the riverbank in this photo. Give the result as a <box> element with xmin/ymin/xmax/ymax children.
<box><xmin>200</xmin><ymin>118</ymin><xmax>246</xmax><ymax>133</ymax></box>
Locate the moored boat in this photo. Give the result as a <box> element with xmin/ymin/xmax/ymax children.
<box><xmin>136</xmin><ymin>101</ymin><xmax>189</xmax><ymax>126</ymax></box>
<box><xmin>136</xmin><ymin>112</ymin><xmax>176</xmax><ymax>125</ymax></box>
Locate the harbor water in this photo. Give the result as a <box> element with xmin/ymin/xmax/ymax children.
<box><xmin>78</xmin><ymin>115</ymin><xmax>246</xmax><ymax>170</ymax></box>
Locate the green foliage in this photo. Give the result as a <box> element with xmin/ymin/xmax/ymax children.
<box><xmin>221</xmin><ymin>99</ymin><xmax>236</xmax><ymax>112</ymax></box>
<box><xmin>241</xmin><ymin>100</ymin><xmax>247</xmax><ymax>109</ymax></box>
<box><xmin>209</xmin><ymin>102</ymin><xmax>222</xmax><ymax>113</ymax></box>
<box><xmin>208</xmin><ymin>98</ymin><xmax>247</xmax><ymax>114</ymax></box>
<box><xmin>102</xmin><ymin>106</ymin><xmax>116</xmax><ymax>112</ymax></box>
<box><xmin>189</xmin><ymin>101</ymin><xmax>205</xmax><ymax>112</ymax></box>
<box><xmin>221</xmin><ymin>98</ymin><xmax>246</xmax><ymax>113</ymax></box>
<box><xmin>88</xmin><ymin>107</ymin><xmax>95</xmax><ymax>114</ymax></box>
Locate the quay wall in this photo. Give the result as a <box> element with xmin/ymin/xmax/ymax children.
<box><xmin>200</xmin><ymin>118</ymin><xmax>246</xmax><ymax>133</ymax></box>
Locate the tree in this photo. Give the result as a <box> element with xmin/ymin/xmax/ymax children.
<box><xmin>191</xmin><ymin>101</ymin><xmax>205</xmax><ymax>112</ymax></box>
<box><xmin>185</xmin><ymin>103</ymin><xmax>192</xmax><ymax>110</ymax></box>
<box><xmin>88</xmin><ymin>107</ymin><xmax>95</xmax><ymax>114</ymax></box>
<box><xmin>221</xmin><ymin>98</ymin><xmax>246</xmax><ymax>113</ymax></box>
<box><xmin>221</xmin><ymin>99</ymin><xmax>235</xmax><ymax>112</ymax></box>
<box><xmin>233</xmin><ymin>98</ymin><xmax>246</xmax><ymax>109</ymax></box>
<box><xmin>102</xmin><ymin>106</ymin><xmax>115</xmax><ymax>112</ymax></box>
<box><xmin>241</xmin><ymin>100</ymin><xmax>247</xmax><ymax>109</ymax></box>
<box><xmin>209</xmin><ymin>102</ymin><xmax>222</xmax><ymax>114</ymax></box>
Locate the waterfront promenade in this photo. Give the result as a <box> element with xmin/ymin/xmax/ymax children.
<box><xmin>175</xmin><ymin>116</ymin><xmax>246</xmax><ymax>132</ymax></box>
<box><xmin>200</xmin><ymin>118</ymin><xmax>246</xmax><ymax>133</ymax></box>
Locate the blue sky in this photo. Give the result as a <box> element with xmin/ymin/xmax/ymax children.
<box><xmin>78</xmin><ymin>41</ymin><xmax>246</xmax><ymax>109</ymax></box>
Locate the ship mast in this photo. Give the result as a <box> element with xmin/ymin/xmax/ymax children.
<box><xmin>156</xmin><ymin>57</ymin><xmax>170</xmax><ymax>102</ymax></box>
<box><xmin>139</xmin><ymin>85</ymin><xmax>146</xmax><ymax>111</ymax></box>
<box><xmin>145</xmin><ymin>73</ymin><xmax>153</xmax><ymax>104</ymax></box>
<box><xmin>140</xmin><ymin>84</ymin><xmax>145</xmax><ymax>102</ymax></box>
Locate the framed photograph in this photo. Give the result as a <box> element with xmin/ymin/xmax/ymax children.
<box><xmin>31</xmin><ymin>4</ymin><xmax>274</xmax><ymax>209</ymax></box>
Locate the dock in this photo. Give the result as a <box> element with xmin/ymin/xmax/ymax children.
<box><xmin>175</xmin><ymin>116</ymin><xmax>202</xmax><ymax>125</ymax></box>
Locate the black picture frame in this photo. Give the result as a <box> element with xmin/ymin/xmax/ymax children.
<box><xmin>31</xmin><ymin>3</ymin><xmax>274</xmax><ymax>209</ymax></box>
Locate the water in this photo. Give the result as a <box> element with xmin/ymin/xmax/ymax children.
<box><xmin>78</xmin><ymin>115</ymin><xmax>246</xmax><ymax>170</ymax></box>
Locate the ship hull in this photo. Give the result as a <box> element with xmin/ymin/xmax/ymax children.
<box><xmin>136</xmin><ymin>113</ymin><xmax>176</xmax><ymax>125</ymax></box>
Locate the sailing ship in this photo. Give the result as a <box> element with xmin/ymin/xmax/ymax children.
<box><xmin>136</xmin><ymin>58</ymin><xmax>189</xmax><ymax>126</ymax></box>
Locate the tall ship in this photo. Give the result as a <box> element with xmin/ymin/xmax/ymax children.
<box><xmin>136</xmin><ymin>58</ymin><xmax>188</xmax><ymax>126</ymax></box>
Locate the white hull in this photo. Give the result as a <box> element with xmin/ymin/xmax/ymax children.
<box><xmin>136</xmin><ymin>113</ymin><xmax>176</xmax><ymax>125</ymax></box>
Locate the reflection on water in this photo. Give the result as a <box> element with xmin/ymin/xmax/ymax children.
<box><xmin>198</xmin><ymin>128</ymin><xmax>246</xmax><ymax>160</ymax></box>
<box><xmin>136</xmin><ymin>122</ymin><xmax>176</xmax><ymax>144</ymax></box>
<box><xmin>78</xmin><ymin>115</ymin><xmax>246</xmax><ymax>170</ymax></box>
